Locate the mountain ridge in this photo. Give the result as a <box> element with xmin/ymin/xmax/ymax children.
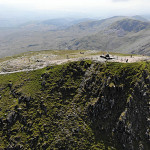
<box><xmin>0</xmin><ymin>16</ymin><xmax>150</xmax><ymax>58</ymax></box>
<box><xmin>67</xmin><ymin>18</ymin><xmax>150</xmax><ymax>55</ymax></box>
<box><xmin>111</xmin><ymin>19</ymin><xmax>150</xmax><ymax>32</ymax></box>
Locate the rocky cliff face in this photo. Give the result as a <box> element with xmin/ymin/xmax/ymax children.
<box><xmin>0</xmin><ymin>60</ymin><xmax>149</xmax><ymax>149</ymax></box>
<box><xmin>76</xmin><ymin>62</ymin><xmax>150</xmax><ymax>150</ymax></box>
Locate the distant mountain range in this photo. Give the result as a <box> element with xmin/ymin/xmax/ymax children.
<box><xmin>19</xmin><ymin>18</ymin><xmax>94</xmax><ymax>30</ymax></box>
<box><xmin>0</xmin><ymin>15</ymin><xmax>150</xmax><ymax>58</ymax></box>
<box><xmin>67</xmin><ymin>18</ymin><xmax>150</xmax><ymax>55</ymax></box>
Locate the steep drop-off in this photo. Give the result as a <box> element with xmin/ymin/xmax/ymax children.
<box><xmin>0</xmin><ymin>60</ymin><xmax>149</xmax><ymax>149</ymax></box>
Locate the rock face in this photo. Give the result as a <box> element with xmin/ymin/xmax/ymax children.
<box><xmin>78</xmin><ymin>63</ymin><xmax>150</xmax><ymax>150</ymax></box>
<box><xmin>0</xmin><ymin>60</ymin><xmax>149</xmax><ymax>149</ymax></box>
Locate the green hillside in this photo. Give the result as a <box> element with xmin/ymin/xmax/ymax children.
<box><xmin>0</xmin><ymin>60</ymin><xmax>149</xmax><ymax>149</ymax></box>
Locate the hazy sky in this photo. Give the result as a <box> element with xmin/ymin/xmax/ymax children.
<box><xmin>0</xmin><ymin>0</ymin><xmax>150</xmax><ymax>19</ymax></box>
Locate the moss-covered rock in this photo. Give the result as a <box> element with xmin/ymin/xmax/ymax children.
<box><xmin>0</xmin><ymin>60</ymin><xmax>149</xmax><ymax>149</ymax></box>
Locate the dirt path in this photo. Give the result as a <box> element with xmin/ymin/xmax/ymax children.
<box><xmin>0</xmin><ymin>54</ymin><xmax>149</xmax><ymax>75</ymax></box>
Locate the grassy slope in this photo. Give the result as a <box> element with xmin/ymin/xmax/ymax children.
<box><xmin>0</xmin><ymin>60</ymin><xmax>98</xmax><ymax>149</ymax></box>
<box><xmin>0</xmin><ymin>60</ymin><xmax>149</xmax><ymax>149</ymax></box>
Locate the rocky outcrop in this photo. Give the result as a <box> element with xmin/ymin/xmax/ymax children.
<box><xmin>74</xmin><ymin>62</ymin><xmax>150</xmax><ymax>150</ymax></box>
<box><xmin>0</xmin><ymin>60</ymin><xmax>149</xmax><ymax>149</ymax></box>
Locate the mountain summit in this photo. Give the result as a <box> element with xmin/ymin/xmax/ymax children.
<box><xmin>111</xmin><ymin>19</ymin><xmax>150</xmax><ymax>32</ymax></box>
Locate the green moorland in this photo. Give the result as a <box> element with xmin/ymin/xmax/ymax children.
<box><xmin>0</xmin><ymin>60</ymin><xmax>149</xmax><ymax>149</ymax></box>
